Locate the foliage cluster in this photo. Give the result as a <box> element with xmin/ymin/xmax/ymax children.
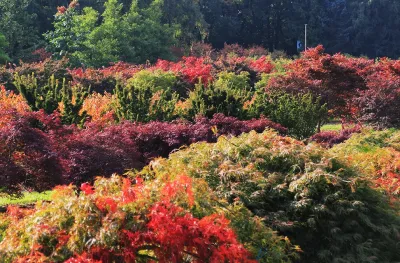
<box><xmin>310</xmin><ymin>125</ymin><xmax>362</xmax><ymax>148</ymax></box>
<box><xmin>331</xmin><ymin>129</ymin><xmax>400</xmax><ymax>197</ymax></box>
<box><xmin>5</xmin><ymin>45</ymin><xmax>400</xmax><ymax>134</ymax></box>
<box><xmin>141</xmin><ymin>130</ymin><xmax>400</xmax><ymax>262</ymax></box>
<box><xmin>268</xmin><ymin>46</ymin><xmax>400</xmax><ymax>128</ymax></box>
<box><xmin>0</xmin><ymin>97</ymin><xmax>285</xmax><ymax>192</ymax></box>
<box><xmin>13</xmin><ymin>74</ymin><xmax>89</xmax><ymax>125</ymax></box>
<box><xmin>2</xmin><ymin>50</ymin><xmax>328</xmax><ymax>138</ymax></box>
<box><xmin>0</xmin><ymin>175</ymin><xmax>292</xmax><ymax>262</ymax></box>
<box><xmin>6</xmin><ymin>129</ymin><xmax>400</xmax><ymax>262</ymax></box>
<box><xmin>44</xmin><ymin>0</ymin><xmax>176</xmax><ymax>67</ymax></box>
<box><xmin>0</xmin><ymin>33</ymin><xmax>9</xmax><ymax>64</ymax></box>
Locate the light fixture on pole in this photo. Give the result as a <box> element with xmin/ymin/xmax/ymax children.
<box><xmin>305</xmin><ymin>24</ymin><xmax>307</xmax><ymax>51</ymax></box>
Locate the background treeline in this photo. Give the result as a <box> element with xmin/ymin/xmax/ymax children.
<box><xmin>1</xmin><ymin>0</ymin><xmax>400</xmax><ymax>64</ymax></box>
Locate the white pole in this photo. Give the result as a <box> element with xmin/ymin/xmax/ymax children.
<box><xmin>305</xmin><ymin>24</ymin><xmax>307</xmax><ymax>51</ymax></box>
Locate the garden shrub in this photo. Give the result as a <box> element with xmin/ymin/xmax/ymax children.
<box><xmin>80</xmin><ymin>92</ymin><xmax>115</xmax><ymax>123</ymax></box>
<box><xmin>0</xmin><ymin>86</ymin><xmax>30</xmax><ymax>127</ymax></box>
<box><xmin>13</xmin><ymin>74</ymin><xmax>89</xmax><ymax>125</ymax></box>
<box><xmin>0</xmin><ymin>105</ymin><xmax>285</xmax><ymax>192</ymax></box>
<box><xmin>247</xmin><ymin>92</ymin><xmax>328</xmax><ymax>139</ymax></box>
<box><xmin>184</xmin><ymin>82</ymin><xmax>251</xmax><ymax>120</ymax></box>
<box><xmin>0</xmin><ymin>175</ymin><xmax>294</xmax><ymax>262</ymax></box>
<box><xmin>128</xmin><ymin>69</ymin><xmax>178</xmax><ymax>93</ymax></box>
<box><xmin>8</xmin><ymin>58</ymin><xmax>71</xmax><ymax>89</ymax></box>
<box><xmin>141</xmin><ymin>130</ymin><xmax>400</xmax><ymax>262</ymax></box>
<box><xmin>310</xmin><ymin>125</ymin><xmax>362</xmax><ymax>147</ymax></box>
<box><xmin>114</xmin><ymin>80</ymin><xmax>179</xmax><ymax>122</ymax></box>
<box><xmin>268</xmin><ymin>45</ymin><xmax>370</xmax><ymax>118</ymax></box>
<box><xmin>355</xmin><ymin>59</ymin><xmax>400</xmax><ymax>128</ymax></box>
<box><xmin>128</xmin><ymin>69</ymin><xmax>189</xmax><ymax>99</ymax></box>
<box><xmin>69</xmin><ymin>62</ymin><xmax>141</xmax><ymax>93</ymax></box>
<box><xmin>214</xmin><ymin>71</ymin><xmax>252</xmax><ymax>92</ymax></box>
<box><xmin>13</xmin><ymin>73</ymin><xmax>61</xmax><ymax>114</ymax></box>
<box><xmin>0</xmin><ymin>110</ymin><xmax>64</xmax><ymax>193</ymax></box>
<box><xmin>154</xmin><ymin>56</ymin><xmax>213</xmax><ymax>86</ymax></box>
<box><xmin>330</xmin><ymin>129</ymin><xmax>400</xmax><ymax>197</ymax></box>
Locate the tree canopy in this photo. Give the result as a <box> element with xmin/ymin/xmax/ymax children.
<box><xmin>1</xmin><ymin>0</ymin><xmax>400</xmax><ymax>63</ymax></box>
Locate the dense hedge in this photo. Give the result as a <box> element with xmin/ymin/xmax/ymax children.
<box><xmin>3</xmin><ymin>46</ymin><xmax>400</xmax><ymax>131</ymax></box>
<box><xmin>4</xmin><ymin>130</ymin><xmax>399</xmax><ymax>262</ymax></box>
<box><xmin>140</xmin><ymin>130</ymin><xmax>400</xmax><ymax>262</ymax></box>
<box><xmin>1</xmin><ymin>48</ymin><xmax>333</xmax><ymax>137</ymax></box>
<box><xmin>0</xmin><ymin>108</ymin><xmax>286</xmax><ymax>192</ymax></box>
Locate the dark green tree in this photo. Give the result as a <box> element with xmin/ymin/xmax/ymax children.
<box><xmin>0</xmin><ymin>0</ymin><xmax>39</xmax><ymax>61</ymax></box>
<box><xmin>0</xmin><ymin>33</ymin><xmax>9</xmax><ymax>64</ymax></box>
<box><xmin>160</xmin><ymin>0</ymin><xmax>208</xmax><ymax>46</ymax></box>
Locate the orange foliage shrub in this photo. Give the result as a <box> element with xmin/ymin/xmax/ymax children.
<box><xmin>81</xmin><ymin>92</ymin><xmax>115</xmax><ymax>123</ymax></box>
<box><xmin>0</xmin><ymin>86</ymin><xmax>30</xmax><ymax>127</ymax></box>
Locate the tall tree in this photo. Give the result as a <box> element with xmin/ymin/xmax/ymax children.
<box><xmin>44</xmin><ymin>1</ymin><xmax>82</xmax><ymax>60</ymax></box>
<box><xmin>45</xmin><ymin>0</ymin><xmax>176</xmax><ymax>67</ymax></box>
<box><xmin>161</xmin><ymin>0</ymin><xmax>208</xmax><ymax>45</ymax></box>
<box><xmin>73</xmin><ymin>0</ymin><xmax>126</xmax><ymax>66</ymax></box>
<box><xmin>0</xmin><ymin>0</ymin><xmax>39</xmax><ymax>61</ymax></box>
<box><xmin>0</xmin><ymin>33</ymin><xmax>10</xmax><ymax>64</ymax></box>
<box><xmin>124</xmin><ymin>0</ymin><xmax>175</xmax><ymax>63</ymax></box>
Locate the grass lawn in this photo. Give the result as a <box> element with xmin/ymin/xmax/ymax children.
<box><xmin>321</xmin><ymin>123</ymin><xmax>342</xmax><ymax>131</ymax></box>
<box><xmin>0</xmin><ymin>191</ymin><xmax>52</xmax><ymax>207</ymax></box>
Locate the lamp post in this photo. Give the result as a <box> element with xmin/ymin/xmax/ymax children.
<box><xmin>304</xmin><ymin>24</ymin><xmax>308</xmax><ymax>51</ymax></box>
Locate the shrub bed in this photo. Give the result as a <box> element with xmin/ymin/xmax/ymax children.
<box><xmin>140</xmin><ymin>130</ymin><xmax>400</xmax><ymax>262</ymax></box>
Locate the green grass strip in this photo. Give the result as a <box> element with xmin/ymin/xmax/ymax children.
<box><xmin>0</xmin><ymin>191</ymin><xmax>52</xmax><ymax>207</ymax></box>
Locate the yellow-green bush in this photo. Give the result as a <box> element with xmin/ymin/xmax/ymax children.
<box><xmin>141</xmin><ymin>130</ymin><xmax>400</xmax><ymax>262</ymax></box>
<box><xmin>330</xmin><ymin>129</ymin><xmax>400</xmax><ymax>196</ymax></box>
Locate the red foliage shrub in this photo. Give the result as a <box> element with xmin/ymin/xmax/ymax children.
<box><xmin>69</xmin><ymin>62</ymin><xmax>142</xmax><ymax>93</ymax></box>
<box><xmin>0</xmin><ymin>110</ymin><xmax>64</xmax><ymax>192</ymax></box>
<box><xmin>268</xmin><ymin>45</ymin><xmax>372</xmax><ymax>118</ymax></box>
<box><xmin>121</xmin><ymin>202</ymin><xmax>254</xmax><ymax>263</ymax></box>
<box><xmin>248</xmin><ymin>56</ymin><xmax>274</xmax><ymax>74</ymax></box>
<box><xmin>375</xmin><ymin>171</ymin><xmax>400</xmax><ymax>198</ymax></box>
<box><xmin>0</xmin><ymin>108</ymin><xmax>285</xmax><ymax>191</ymax></box>
<box><xmin>355</xmin><ymin>59</ymin><xmax>400</xmax><ymax>128</ymax></box>
<box><xmin>154</xmin><ymin>57</ymin><xmax>213</xmax><ymax>86</ymax></box>
<box><xmin>3</xmin><ymin>176</ymin><xmax>257</xmax><ymax>262</ymax></box>
<box><xmin>310</xmin><ymin>125</ymin><xmax>362</xmax><ymax>147</ymax></box>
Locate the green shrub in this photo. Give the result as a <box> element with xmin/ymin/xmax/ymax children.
<box><xmin>182</xmin><ymin>71</ymin><xmax>254</xmax><ymax>120</ymax></box>
<box><xmin>13</xmin><ymin>73</ymin><xmax>89</xmax><ymax>125</ymax></box>
<box><xmin>114</xmin><ymin>80</ymin><xmax>179</xmax><ymax>122</ymax></box>
<box><xmin>14</xmin><ymin>73</ymin><xmax>61</xmax><ymax>114</ymax></box>
<box><xmin>214</xmin><ymin>71</ymin><xmax>252</xmax><ymax>92</ymax></box>
<box><xmin>59</xmin><ymin>85</ymin><xmax>89</xmax><ymax>125</ymax></box>
<box><xmin>247</xmin><ymin>92</ymin><xmax>328</xmax><ymax>139</ymax></box>
<box><xmin>183</xmin><ymin>82</ymin><xmax>251</xmax><ymax>120</ymax></box>
<box><xmin>142</xmin><ymin>130</ymin><xmax>400</xmax><ymax>263</ymax></box>
<box><xmin>128</xmin><ymin>69</ymin><xmax>177</xmax><ymax>93</ymax></box>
